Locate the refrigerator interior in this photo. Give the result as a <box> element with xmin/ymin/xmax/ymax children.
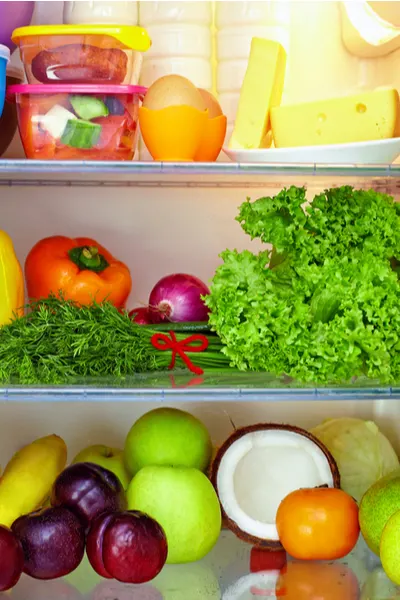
<box><xmin>1</xmin><ymin>1</ymin><xmax>400</xmax><ymax>599</ymax></box>
<box><xmin>1</xmin><ymin>170</ymin><xmax>400</xmax><ymax>599</ymax></box>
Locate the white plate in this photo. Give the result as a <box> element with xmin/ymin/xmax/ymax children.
<box><xmin>223</xmin><ymin>137</ymin><xmax>400</xmax><ymax>165</ymax></box>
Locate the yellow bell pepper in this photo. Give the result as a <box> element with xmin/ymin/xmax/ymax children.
<box><xmin>0</xmin><ymin>231</ymin><xmax>24</xmax><ymax>324</ymax></box>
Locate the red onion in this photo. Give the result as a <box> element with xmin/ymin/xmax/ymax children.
<box><xmin>148</xmin><ymin>273</ymin><xmax>210</xmax><ymax>323</ymax></box>
<box><xmin>129</xmin><ymin>307</ymin><xmax>152</xmax><ymax>325</ymax></box>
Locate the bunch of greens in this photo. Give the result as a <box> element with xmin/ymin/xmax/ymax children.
<box><xmin>0</xmin><ymin>297</ymin><xmax>228</xmax><ymax>385</ymax></box>
<box><xmin>205</xmin><ymin>185</ymin><xmax>400</xmax><ymax>383</ymax></box>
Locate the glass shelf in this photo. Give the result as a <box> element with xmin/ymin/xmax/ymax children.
<box><xmin>9</xmin><ymin>529</ymin><xmax>396</xmax><ymax>599</ymax></box>
<box><xmin>2</xmin><ymin>370</ymin><xmax>400</xmax><ymax>402</ymax></box>
<box><xmin>0</xmin><ymin>159</ymin><xmax>400</xmax><ymax>191</ymax></box>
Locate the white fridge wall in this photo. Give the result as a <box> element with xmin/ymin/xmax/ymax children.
<box><xmin>1</xmin><ymin>185</ymin><xmax>268</xmax><ymax>307</ymax></box>
<box><xmin>0</xmin><ymin>399</ymin><xmax>389</xmax><ymax>464</ymax></box>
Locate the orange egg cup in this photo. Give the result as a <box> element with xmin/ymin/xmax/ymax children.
<box><xmin>194</xmin><ymin>114</ymin><xmax>227</xmax><ymax>162</ymax></box>
<box><xmin>139</xmin><ymin>105</ymin><xmax>208</xmax><ymax>162</ymax></box>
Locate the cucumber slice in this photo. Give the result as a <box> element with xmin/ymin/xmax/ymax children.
<box><xmin>70</xmin><ymin>95</ymin><xmax>109</xmax><ymax>121</ymax></box>
<box><xmin>60</xmin><ymin>119</ymin><xmax>102</xmax><ymax>149</ymax></box>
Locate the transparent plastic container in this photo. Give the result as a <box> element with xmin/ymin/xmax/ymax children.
<box><xmin>138</xmin><ymin>3</ymin><xmax>212</xmax><ymax>90</ymax></box>
<box><xmin>9</xmin><ymin>83</ymin><xmax>146</xmax><ymax>161</ymax></box>
<box><xmin>140</xmin><ymin>55</ymin><xmax>212</xmax><ymax>90</ymax></box>
<box><xmin>63</xmin><ymin>1</ymin><xmax>139</xmax><ymax>26</ymax></box>
<box><xmin>139</xmin><ymin>1</ymin><xmax>211</xmax><ymax>26</ymax></box>
<box><xmin>12</xmin><ymin>24</ymin><xmax>151</xmax><ymax>85</ymax></box>
<box><xmin>138</xmin><ymin>2</ymin><xmax>213</xmax><ymax>160</ymax></box>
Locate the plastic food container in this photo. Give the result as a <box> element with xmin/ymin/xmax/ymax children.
<box><xmin>63</xmin><ymin>1</ymin><xmax>139</xmax><ymax>26</ymax></box>
<box><xmin>0</xmin><ymin>44</ymin><xmax>10</xmax><ymax>115</ymax></box>
<box><xmin>8</xmin><ymin>83</ymin><xmax>146</xmax><ymax>161</ymax></box>
<box><xmin>11</xmin><ymin>24</ymin><xmax>151</xmax><ymax>85</ymax></box>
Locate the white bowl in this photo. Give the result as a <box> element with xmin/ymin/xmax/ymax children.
<box><xmin>223</xmin><ymin>137</ymin><xmax>400</xmax><ymax>165</ymax></box>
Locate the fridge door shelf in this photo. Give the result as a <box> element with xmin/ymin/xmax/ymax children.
<box><xmin>2</xmin><ymin>377</ymin><xmax>400</xmax><ymax>402</ymax></box>
<box><xmin>0</xmin><ymin>159</ymin><xmax>400</xmax><ymax>191</ymax></box>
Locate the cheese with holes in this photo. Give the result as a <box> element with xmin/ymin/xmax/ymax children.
<box><xmin>229</xmin><ymin>38</ymin><xmax>286</xmax><ymax>150</ymax></box>
<box><xmin>271</xmin><ymin>89</ymin><xmax>400</xmax><ymax>148</ymax></box>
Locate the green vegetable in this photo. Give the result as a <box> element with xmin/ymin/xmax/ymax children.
<box><xmin>0</xmin><ymin>297</ymin><xmax>229</xmax><ymax>385</ymax></box>
<box><xmin>70</xmin><ymin>95</ymin><xmax>109</xmax><ymax>121</ymax></box>
<box><xmin>61</xmin><ymin>119</ymin><xmax>102</xmax><ymax>149</ymax></box>
<box><xmin>205</xmin><ymin>186</ymin><xmax>400</xmax><ymax>383</ymax></box>
<box><xmin>310</xmin><ymin>418</ymin><xmax>400</xmax><ymax>502</ymax></box>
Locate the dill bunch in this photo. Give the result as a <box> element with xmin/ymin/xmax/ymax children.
<box><xmin>0</xmin><ymin>297</ymin><xmax>228</xmax><ymax>385</ymax></box>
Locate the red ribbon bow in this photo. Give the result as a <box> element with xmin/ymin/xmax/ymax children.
<box><xmin>151</xmin><ymin>331</ymin><xmax>209</xmax><ymax>375</ymax></box>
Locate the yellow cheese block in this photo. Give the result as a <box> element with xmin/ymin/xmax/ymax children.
<box><xmin>271</xmin><ymin>88</ymin><xmax>400</xmax><ymax>148</ymax></box>
<box><xmin>229</xmin><ymin>38</ymin><xmax>286</xmax><ymax>150</ymax></box>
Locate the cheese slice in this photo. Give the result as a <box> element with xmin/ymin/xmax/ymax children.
<box><xmin>271</xmin><ymin>88</ymin><xmax>400</xmax><ymax>148</ymax></box>
<box><xmin>229</xmin><ymin>38</ymin><xmax>287</xmax><ymax>150</ymax></box>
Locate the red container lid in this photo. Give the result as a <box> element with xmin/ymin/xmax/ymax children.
<box><xmin>7</xmin><ymin>83</ymin><xmax>147</xmax><ymax>98</ymax></box>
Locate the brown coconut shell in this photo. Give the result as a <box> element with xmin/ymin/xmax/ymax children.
<box><xmin>207</xmin><ymin>445</ymin><xmax>230</xmax><ymax>529</ymax></box>
<box><xmin>209</xmin><ymin>423</ymin><xmax>341</xmax><ymax>550</ymax></box>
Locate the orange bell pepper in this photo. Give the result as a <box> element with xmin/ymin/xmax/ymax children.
<box><xmin>25</xmin><ymin>236</ymin><xmax>132</xmax><ymax>308</ymax></box>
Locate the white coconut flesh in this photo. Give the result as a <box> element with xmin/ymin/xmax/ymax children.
<box><xmin>216</xmin><ymin>429</ymin><xmax>335</xmax><ymax>542</ymax></box>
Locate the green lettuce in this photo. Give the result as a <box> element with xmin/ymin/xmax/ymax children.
<box><xmin>206</xmin><ymin>186</ymin><xmax>400</xmax><ymax>383</ymax></box>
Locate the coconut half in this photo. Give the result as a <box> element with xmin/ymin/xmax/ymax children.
<box><xmin>210</xmin><ymin>423</ymin><xmax>340</xmax><ymax>549</ymax></box>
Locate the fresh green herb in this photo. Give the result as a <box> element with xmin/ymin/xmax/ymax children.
<box><xmin>206</xmin><ymin>186</ymin><xmax>400</xmax><ymax>384</ymax></box>
<box><xmin>0</xmin><ymin>297</ymin><xmax>229</xmax><ymax>385</ymax></box>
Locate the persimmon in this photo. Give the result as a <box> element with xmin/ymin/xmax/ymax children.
<box><xmin>276</xmin><ymin>562</ymin><xmax>359</xmax><ymax>600</ymax></box>
<box><xmin>276</xmin><ymin>487</ymin><xmax>360</xmax><ymax>560</ymax></box>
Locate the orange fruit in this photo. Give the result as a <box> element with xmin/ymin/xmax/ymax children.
<box><xmin>276</xmin><ymin>487</ymin><xmax>359</xmax><ymax>560</ymax></box>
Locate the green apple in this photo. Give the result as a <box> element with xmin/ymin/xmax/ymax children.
<box><xmin>359</xmin><ymin>469</ymin><xmax>400</xmax><ymax>555</ymax></box>
<box><xmin>127</xmin><ymin>465</ymin><xmax>221</xmax><ymax>564</ymax></box>
<box><xmin>72</xmin><ymin>444</ymin><xmax>131</xmax><ymax>490</ymax></box>
<box><xmin>380</xmin><ymin>510</ymin><xmax>400</xmax><ymax>585</ymax></box>
<box><xmin>124</xmin><ymin>407</ymin><xmax>212</xmax><ymax>476</ymax></box>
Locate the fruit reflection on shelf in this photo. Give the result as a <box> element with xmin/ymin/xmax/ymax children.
<box><xmin>1</xmin><ymin>407</ymin><xmax>400</xmax><ymax>594</ymax></box>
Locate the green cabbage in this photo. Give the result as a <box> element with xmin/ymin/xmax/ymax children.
<box><xmin>310</xmin><ymin>418</ymin><xmax>399</xmax><ymax>502</ymax></box>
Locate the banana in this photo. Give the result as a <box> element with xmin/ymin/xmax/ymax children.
<box><xmin>0</xmin><ymin>434</ymin><xmax>67</xmax><ymax>527</ymax></box>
